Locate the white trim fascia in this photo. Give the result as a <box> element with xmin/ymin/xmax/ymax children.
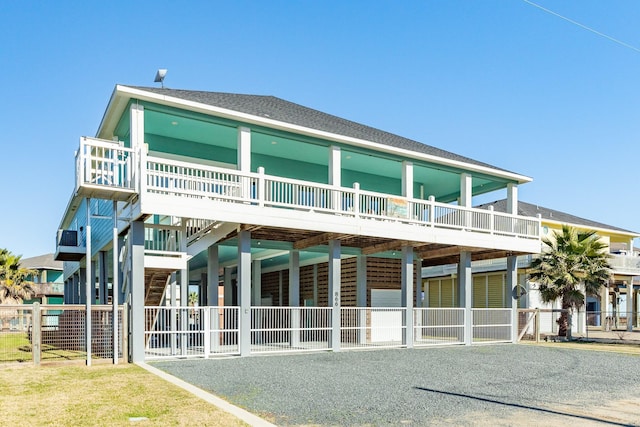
<box><xmin>103</xmin><ymin>85</ymin><xmax>532</xmax><ymax>184</ymax></box>
<box><xmin>541</xmin><ymin>219</ymin><xmax>640</xmax><ymax>239</ymax></box>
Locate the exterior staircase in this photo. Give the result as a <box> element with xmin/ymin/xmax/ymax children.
<box><xmin>144</xmin><ymin>268</ymin><xmax>173</xmax><ymax>347</ymax></box>
<box><xmin>144</xmin><ymin>268</ymin><xmax>173</xmax><ymax>307</ymax></box>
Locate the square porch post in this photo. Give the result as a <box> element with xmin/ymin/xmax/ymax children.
<box><xmin>289</xmin><ymin>250</ymin><xmax>300</xmax><ymax>348</ymax></box>
<box><xmin>401</xmin><ymin>246</ymin><xmax>414</xmax><ymax>348</ymax></box>
<box><xmin>238</xmin><ymin>230</ymin><xmax>252</xmax><ymax>356</ymax></box>
<box><xmin>130</xmin><ymin>220</ymin><xmax>145</xmax><ymax>363</ymax></box>
<box><xmin>459</xmin><ymin>251</ymin><xmax>472</xmax><ymax>345</ymax></box>
<box><xmin>356</xmin><ymin>255</ymin><xmax>367</xmax><ymax>344</ymax></box>
<box><xmin>328</xmin><ymin>239</ymin><xmax>341</xmax><ymax>351</ymax></box>
<box><xmin>207</xmin><ymin>245</ymin><xmax>220</xmax><ymax>354</ymax></box>
<box><xmin>506</xmin><ymin>255</ymin><xmax>519</xmax><ymax>343</ymax></box>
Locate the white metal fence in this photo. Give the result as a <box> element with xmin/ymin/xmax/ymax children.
<box><xmin>144</xmin><ymin>306</ymin><xmax>240</xmax><ymax>359</ymax></box>
<box><xmin>341</xmin><ymin>307</ymin><xmax>406</xmax><ymax>349</ymax></box>
<box><xmin>472</xmin><ymin>308</ymin><xmax>512</xmax><ymax>343</ymax></box>
<box><xmin>414</xmin><ymin>308</ymin><xmax>465</xmax><ymax>346</ymax></box>
<box><xmin>251</xmin><ymin>307</ymin><xmax>332</xmax><ymax>353</ymax></box>
<box><xmin>143</xmin><ymin>306</ymin><xmax>517</xmax><ymax>359</ymax></box>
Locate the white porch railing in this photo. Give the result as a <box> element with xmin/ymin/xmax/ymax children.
<box><xmin>608</xmin><ymin>253</ymin><xmax>640</xmax><ymax>273</ymax></box>
<box><xmin>73</xmin><ymin>139</ymin><xmax>540</xmax><ymax>240</ymax></box>
<box><xmin>141</xmin><ymin>154</ymin><xmax>540</xmax><ymax>239</ymax></box>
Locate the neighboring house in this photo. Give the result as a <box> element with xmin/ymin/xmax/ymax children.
<box><xmin>422</xmin><ymin>199</ymin><xmax>640</xmax><ymax>334</ymax></box>
<box><xmin>54</xmin><ymin>85</ymin><xmax>542</xmax><ymax>361</ymax></box>
<box><xmin>20</xmin><ymin>253</ymin><xmax>64</xmax><ymax>305</ymax></box>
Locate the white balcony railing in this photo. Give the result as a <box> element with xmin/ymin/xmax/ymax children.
<box><xmin>608</xmin><ymin>253</ymin><xmax>640</xmax><ymax>273</ymax></box>
<box><xmin>74</xmin><ymin>138</ymin><xmax>541</xmax><ymax>240</ymax></box>
<box><xmin>76</xmin><ymin>137</ymin><xmax>135</xmax><ymax>192</ymax></box>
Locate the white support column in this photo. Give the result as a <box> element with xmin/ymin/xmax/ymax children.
<box><xmin>328</xmin><ymin>239</ymin><xmax>341</xmax><ymax>351</ymax></box>
<box><xmin>401</xmin><ymin>246</ymin><xmax>414</xmax><ymax>348</ymax></box>
<box><xmin>459</xmin><ymin>251</ymin><xmax>473</xmax><ymax>345</ymax></box>
<box><xmin>130</xmin><ymin>103</ymin><xmax>144</xmax><ymax>150</ymax></box>
<box><xmin>506</xmin><ymin>255</ymin><xmax>519</xmax><ymax>343</ymax></box>
<box><xmin>328</xmin><ymin>145</ymin><xmax>341</xmax><ymax>186</ymax></box>
<box><xmin>628</xmin><ymin>281</ymin><xmax>635</xmax><ymax>332</ymax></box>
<box><xmin>207</xmin><ymin>245</ymin><xmax>220</xmax><ymax>354</ymax></box>
<box><xmin>170</xmin><ymin>272</ymin><xmax>177</xmax><ymax>355</ymax></box>
<box><xmin>238</xmin><ymin>230</ymin><xmax>252</xmax><ymax>356</ymax></box>
<box><xmin>85</xmin><ymin>198</ymin><xmax>92</xmax><ymax>366</ymax></box>
<box><xmin>238</xmin><ymin>127</ymin><xmax>251</xmax><ymax>172</ymax></box>
<box><xmin>329</xmin><ymin>145</ymin><xmax>341</xmax><ymax>210</ymax></box>
<box><xmin>289</xmin><ymin>250</ymin><xmax>300</xmax><ymax>348</ymax></box>
<box><xmin>130</xmin><ymin>221</ymin><xmax>145</xmax><ymax>363</ymax></box>
<box><xmin>415</xmin><ymin>256</ymin><xmax>423</xmax><ymax>308</ymax></box>
<box><xmin>460</xmin><ymin>173</ymin><xmax>472</xmax><ymax>207</ymax></box>
<box><xmin>356</xmin><ymin>255</ymin><xmax>367</xmax><ymax>344</ymax></box>
<box><xmin>179</xmin><ymin>269</ymin><xmax>188</xmax><ymax>356</ymax></box>
<box><xmin>112</xmin><ymin>201</ymin><xmax>119</xmax><ymax>364</ymax></box>
<box><xmin>402</xmin><ymin>161</ymin><xmax>413</xmax><ymax>198</ymax></box>
<box><xmin>506</xmin><ymin>183</ymin><xmax>518</xmax><ymax>215</ymax></box>
<box><xmin>252</xmin><ymin>259</ymin><xmax>262</xmax><ymax>345</ymax></box>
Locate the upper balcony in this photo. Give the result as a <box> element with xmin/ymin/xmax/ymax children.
<box><xmin>74</xmin><ymin>137</ymin><xmax>137</xmax><ymax>201</ymax></box>
<box><xmin>609</xmin><ymin>253</ymin><xmax>640</xmax><ymax>275</ymax></box>
<box><xmin>74</xmin><ymin>137</ymin><xmax>541</xmax><ymax>253</ymax></box>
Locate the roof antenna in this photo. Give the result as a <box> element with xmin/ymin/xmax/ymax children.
<box><xmin>154</xmin><ymin>69</ymin><xmax>167</xmax><ymax>88</ymax></box>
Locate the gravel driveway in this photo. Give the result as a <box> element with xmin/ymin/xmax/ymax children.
<box><xmin>153</xmin><ymin>344</ymin><xmax>640</xmax><ymax>426</ymax></box>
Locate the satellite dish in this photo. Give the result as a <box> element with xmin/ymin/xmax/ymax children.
<box><xmin>513</xmin><ymin>284</ymin><xmax>527</xmax><ymax>299</ymax></box>
<box><xmin>154</xmin><ymin>69</ymin><xmax>167</xmax><ymax>88</ymax></box>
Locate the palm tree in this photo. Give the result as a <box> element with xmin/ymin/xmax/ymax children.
<box><xmin>0</xmin><ymin>248</ymin><xmax>37</xmax><ymax>304</ymax></box>
<box><xmin>529</xmin><ymin>225</ymin><xmax>611</xmax><ymax>337</ymax></box>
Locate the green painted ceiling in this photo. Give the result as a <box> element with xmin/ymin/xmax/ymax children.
<box><xmin>132</xmin><ymin>101</ymin><xmax>512</xmax><ymax>202</ymax></box>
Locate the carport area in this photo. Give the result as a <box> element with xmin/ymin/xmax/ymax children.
<box><xmin>153</xmin><ymin>344</ymin><xmax>640</xmax><ymax>426</ymax></box>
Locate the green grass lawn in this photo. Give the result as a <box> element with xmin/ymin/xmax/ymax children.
<box><xmin>0</xmin><ymin>363</ymin><xmax>248</xmax><ymax>426</ymax></box>
<box><xmin>0</xmin><ymin>332</ymin><xmax>94</xmax><ymax>363</ymax></box>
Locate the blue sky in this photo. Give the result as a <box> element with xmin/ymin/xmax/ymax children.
<box><xmin>1</xmin><ymin>1</ymin><xmax>639</xmax><ymax>258</ymax></box>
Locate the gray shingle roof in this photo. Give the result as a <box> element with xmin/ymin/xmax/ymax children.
<box><xmin>20</xmin><ymin>253</ymin><xmax>63</xmax><ymax>270</ymax></box>
<box><xmin>477</xmin><ymin>199</ymin><xmax>638</xmax><ymax>235</ymax></box>
<box><xmin>127</xmin><ymin>86</ymin><xmax>515</xmax><ymax>174</ymax></box>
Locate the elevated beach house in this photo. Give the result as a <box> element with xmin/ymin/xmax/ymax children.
<box><xmin>55</xmin><ymin>85</ymin><xmax>541</xmax><ymax>361</ymax></box>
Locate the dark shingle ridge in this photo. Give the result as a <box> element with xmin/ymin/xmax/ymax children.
<box><xmin>126</xmin><ymin>85</ymin><xmax>517</xmax><ymax>174</ymax></box>
<box><xmin>477</xmin><ymin>199</ymin><xmax>637</xmax><ymax>235</ymax></box>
